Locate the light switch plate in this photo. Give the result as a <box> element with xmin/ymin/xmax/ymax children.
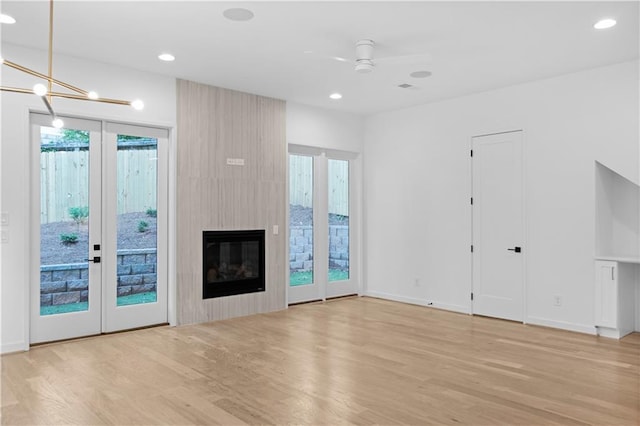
<box><xmin>273</xmin><ymin>225</ymin><xmax>279</xmax><ymax>235</ymax></box>
<box><xmin>0</xmin><ymin>212</ymin><xmax>8</xmax><ymax>226</ymax></box>
<box><xmin>1</xmin><ymin>230</ymin><xmax>8</xmax><ymax>243</ymax></box>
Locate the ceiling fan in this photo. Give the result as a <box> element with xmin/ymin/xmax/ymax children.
<box><xmin>309</xmin><ymin>39</ymin><xmax>432</xmax><ymax>74</ymax></box>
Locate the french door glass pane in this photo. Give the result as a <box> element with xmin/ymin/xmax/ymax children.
<box><xmin>40</xmin><ymin>126</ymin><xmax>90</xmax><ymax>315</ymax></box>
<box><xmin>116</xmin><ymin>134</ymin><xmax>158</xmax><ymax>306</ymax></box>
<box><xmin>328</xmin><ymin>159</ymin><xmax>349</xmax><ymax>282</ymax></box>
<box><xmin>289</xmin><ymin>155</ymin><xmax>314</xmax><ymax>286</ymax></box>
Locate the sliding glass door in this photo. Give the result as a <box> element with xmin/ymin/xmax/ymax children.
<box><xmin>288</xmin><ymin>148</ymin><xmax>358</xmax><ymax>304</ymax></box>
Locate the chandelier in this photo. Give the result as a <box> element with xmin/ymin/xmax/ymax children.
<box><xmin>0</xmin><ymin>0</ymin><xmax>144</xmax><ymax>129</ymax></box>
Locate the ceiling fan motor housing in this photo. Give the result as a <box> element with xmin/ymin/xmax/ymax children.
<box><xmin>355</xmin><ymin>39</ymin><xmax>375</xmax><ymax>73</ymax></box>
<box><xmin>356</xmin><ymin>39</ymin><xmax>374</xmax><ymax>59</ymax></box>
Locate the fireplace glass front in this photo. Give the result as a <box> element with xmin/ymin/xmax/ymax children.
<box><xmin>202</xmin><ymin>230</ymin><xmax>265</xmax><ymax>299</ymax></box>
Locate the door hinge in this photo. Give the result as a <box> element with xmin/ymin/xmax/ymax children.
<box><xmin>470</xmin><ymin>197</ymin><xmax>473</xmax><ymax>205</ymax></box>
<box><xmin>471</xmin><ymin>292</ymin><xmax>474</xmax><ymax>301</ymax></box>
<box><xmin>470</xmin><ymin>149</ymin><xmax>473</xmax><ymax>157</ymax></box>
<box><xmin>471</xmin><ymin>245</ymin><xmax>474</xmax><ymax>253</ymax></box>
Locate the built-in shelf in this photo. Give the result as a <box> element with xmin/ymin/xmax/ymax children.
<box><xmin>594</xmin><ymin>162</ymin><xmax>640</xmax><ymax>339</ymax></box>
<box><xmin>595</xmin><ymin>256</ymin><xmax>640</xmax><ymax>264</ymax></box>
<box><xmin>595</xmin><ymin>161</ymin><xmax>640</xmax><ymax>262</ymax></box>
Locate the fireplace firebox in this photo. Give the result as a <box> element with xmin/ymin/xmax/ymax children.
<box><xmin>202</xmin><ymin>230</ymin><xmax>265</xmax><ymax>299</ymax></box>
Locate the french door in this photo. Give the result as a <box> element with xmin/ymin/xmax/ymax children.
<box><xmin>288</xmin><ymin>148</ymin><xmax>358</xmax><ymax>304</ymax></box>
<box><xmin>30</xmin><ymin>113</ymin><xmax>168</xmax><ymax>343</ymax></box>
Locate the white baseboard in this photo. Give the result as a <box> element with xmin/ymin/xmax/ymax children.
<box><xmin>364</xmin><ymin>290</ymin><xmax>471</xmax><ymax>315</ymax></box>
<box><xmin>364</xmin><ymin>292</ymin><xmax>598</xmax><ymax>336</ymax></box>
<box><xmin>1</xmin><ymin>340</ymin><xmax>28</xmax><ymax>354</ymax></box>
<box><xmin>526</xmin><ymin>316</ymin><xmax>596</xmax><ymax>335</ymax></box>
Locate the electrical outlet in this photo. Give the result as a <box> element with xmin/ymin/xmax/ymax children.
<box><xmin>553</xmin><ymin>295</ymin><xmax>562</xmax><ymax>306</ymax></box>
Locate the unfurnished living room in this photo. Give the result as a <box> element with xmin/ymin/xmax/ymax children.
<box><xmin>1</xmin><ymin>1</ymin><xmax>639</xmax><ymax>425</ymax></box>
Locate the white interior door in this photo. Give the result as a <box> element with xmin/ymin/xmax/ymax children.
<box><xmin>31</xmin><ymin>114</ymin><xmax>168</xmax><ymax>344</ymax></box>
<box><xmin>472</xmin><ymin>131</ymin><xmax>524</xmax><ymax>322</ymax></box>
<box><xmin>288</xmin><ymin>148</ymin><xmax>358</xmax><ymax>304</ymax></box>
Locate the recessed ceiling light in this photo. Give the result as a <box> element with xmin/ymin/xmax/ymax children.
<box><xmin>410</xmin><ymin>70</ymin><xmax>432</xmax><ymax>79</ymax></box>
<box><xmin>223</xmin><ymin>8</ymin><xmax>254</xmax><ymax>22</ymax></box>
<box><xmin>158</xmin><ymin>53</ymin><xmax>175</xmax><ymax>62</ymax></box>
<box><xmin>594</xmin><ymin>18</ymin><xmax>616</xmax><ymax>29</ymax></box>
<box><xmin>329</xmin><ymin>93</ymin><xmax>342</xmax><ymax>100</ymax></box>
<box><xmin>0</xmin><ymin>14</ymin><xmax>16</xmax><ymax>24</ymax></box>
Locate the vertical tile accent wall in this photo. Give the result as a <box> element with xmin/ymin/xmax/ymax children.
<box><xmin>176</xmin><ymin>79</ymin><xmax>287</xmax><ymax>325</ymax></box>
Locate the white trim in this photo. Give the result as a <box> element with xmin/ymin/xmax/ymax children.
<box><xmin>168</xmin><ymin>127</ymin><xmax>177</xmax><ymax>326</ymax></box>
<box><xmin>526</xmin><ymin>316</ymin><xmax>597</xmax><ymax>335</ymax></box>
<box><xmin>365</xmin><ymin>290</ymin><xmax>471</xmax><ymax>314</ymax></box>
<box><xmin>595</xmin><ymin>327</ymin><xmax>626</xmax><ymax>339</ymax></box>
<box><xmin>1</xmin><ymin>341</ymin><xmax>29</xmax><ymax>354</ymax></box>
<box><xmin>23</xmin><ymin>107</ymin><xmax>31</xmax><ymax>351</ymax></box>
<box><xmin>353</xmin><ymin>155</ymin><xmax>364</xmax><ymax>297</ymax></box>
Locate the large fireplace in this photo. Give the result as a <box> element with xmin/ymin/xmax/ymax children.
<box><xmin>203</xmin><ymin>230</ymin><xmax>265</xmax><ymax>299</ymax></box>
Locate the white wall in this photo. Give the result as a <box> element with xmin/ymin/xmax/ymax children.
<box><xmin>364</xmin><ymin>61</ymin><xmax>639</xmax><ymax>334</ymax></box>
<box><xmin>0</xmin><ymin>44</ymin><xmax>176</xmax><ymax>353</ymax></box>
<box><xmin>286</xmin><ymin>102</ymin><xmax>364</xmax><ymax>153</ymax></box>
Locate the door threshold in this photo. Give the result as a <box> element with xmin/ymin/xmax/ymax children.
<box><xmin>30</xmin><ymin>323</ymin><xmax>170</xmax><ymax>348</ymax></box>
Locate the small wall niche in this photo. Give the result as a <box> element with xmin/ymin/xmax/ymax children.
<box><xmin>595</xmin><ymin>161</ymin><xmax>640</xmax><ymax>260</ymax></box>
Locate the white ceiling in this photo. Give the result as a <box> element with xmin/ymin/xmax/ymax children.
<box><xmin>2</xmin><ymin>1</ymin><xmax>638</xmax><ymax>115</ymax></box>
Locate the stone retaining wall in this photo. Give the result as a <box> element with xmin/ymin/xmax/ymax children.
<box><xmin>40</xmin><ymin>249</ymin><xmax>157</xmax><ymax>307</ymax></box>
<box><xmin>289</xmin><ymin>225</ymin><xmax>349</xmax><ymax>271</ymax></box>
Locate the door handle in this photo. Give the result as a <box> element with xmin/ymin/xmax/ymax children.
<box><xmin>507</xmin><ymin>247</ymin><xmax>522</xmax><ymax>253</ymax></box>
<box><xmin>84</xmin><ymin>256</ymin><xmax>101</xmax><ymax>263</ymax></box>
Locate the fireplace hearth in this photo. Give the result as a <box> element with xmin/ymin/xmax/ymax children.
<box><xmin>202</xmin><ymin>230</ymin><xmax>265</xmax><ymax>299</ymax></box>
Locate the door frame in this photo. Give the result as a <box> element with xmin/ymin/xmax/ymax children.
<box><xmin>286</xmin><ymin>144</ymin><xmax>361</xmax><ymax>305</ymax></box>
<box><xmin>29</xmin><ymin>111</ymin><xmax>175</xmax><ymax>345</ymax></box>
<box><xmin>470</xmin><ymin>129</ymin><xmax>527</xmax><ymax>322</ymax></box>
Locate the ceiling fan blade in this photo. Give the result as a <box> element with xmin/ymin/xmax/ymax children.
<box><xmin>303</xmin><ymin>50</ymin><xmax>351</xmax><ymax>64</ymax></box>
<box><xmin>375</xmin><ymin>52</ymin><xmax>432</xmax><ymax>66</ymax></box>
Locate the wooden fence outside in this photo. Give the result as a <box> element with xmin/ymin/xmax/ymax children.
<box><xmin>40</xmin><ymin>148</ymin><xmax>157</xmax><ymax>224</ymax></box>
<box><xmin>289</xmin><ymin>155</ymin><xmax>349</xmax><ymax>216</ymax></box>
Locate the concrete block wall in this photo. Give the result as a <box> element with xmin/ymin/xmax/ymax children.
<box><xmin>289</xmin><ymin>225</ymin><xmax>349</xmax><ymax>271</ymax></box>
<box><xmin>40</xmin><ymin>249</ymin><xmax>157</xmax><ymax>306</ymax></box>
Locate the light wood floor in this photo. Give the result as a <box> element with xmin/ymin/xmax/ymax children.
<box><xmin>2</xmin><ymin>297</ymin><xmax>639</xmax><ymax>425</ymax></box>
